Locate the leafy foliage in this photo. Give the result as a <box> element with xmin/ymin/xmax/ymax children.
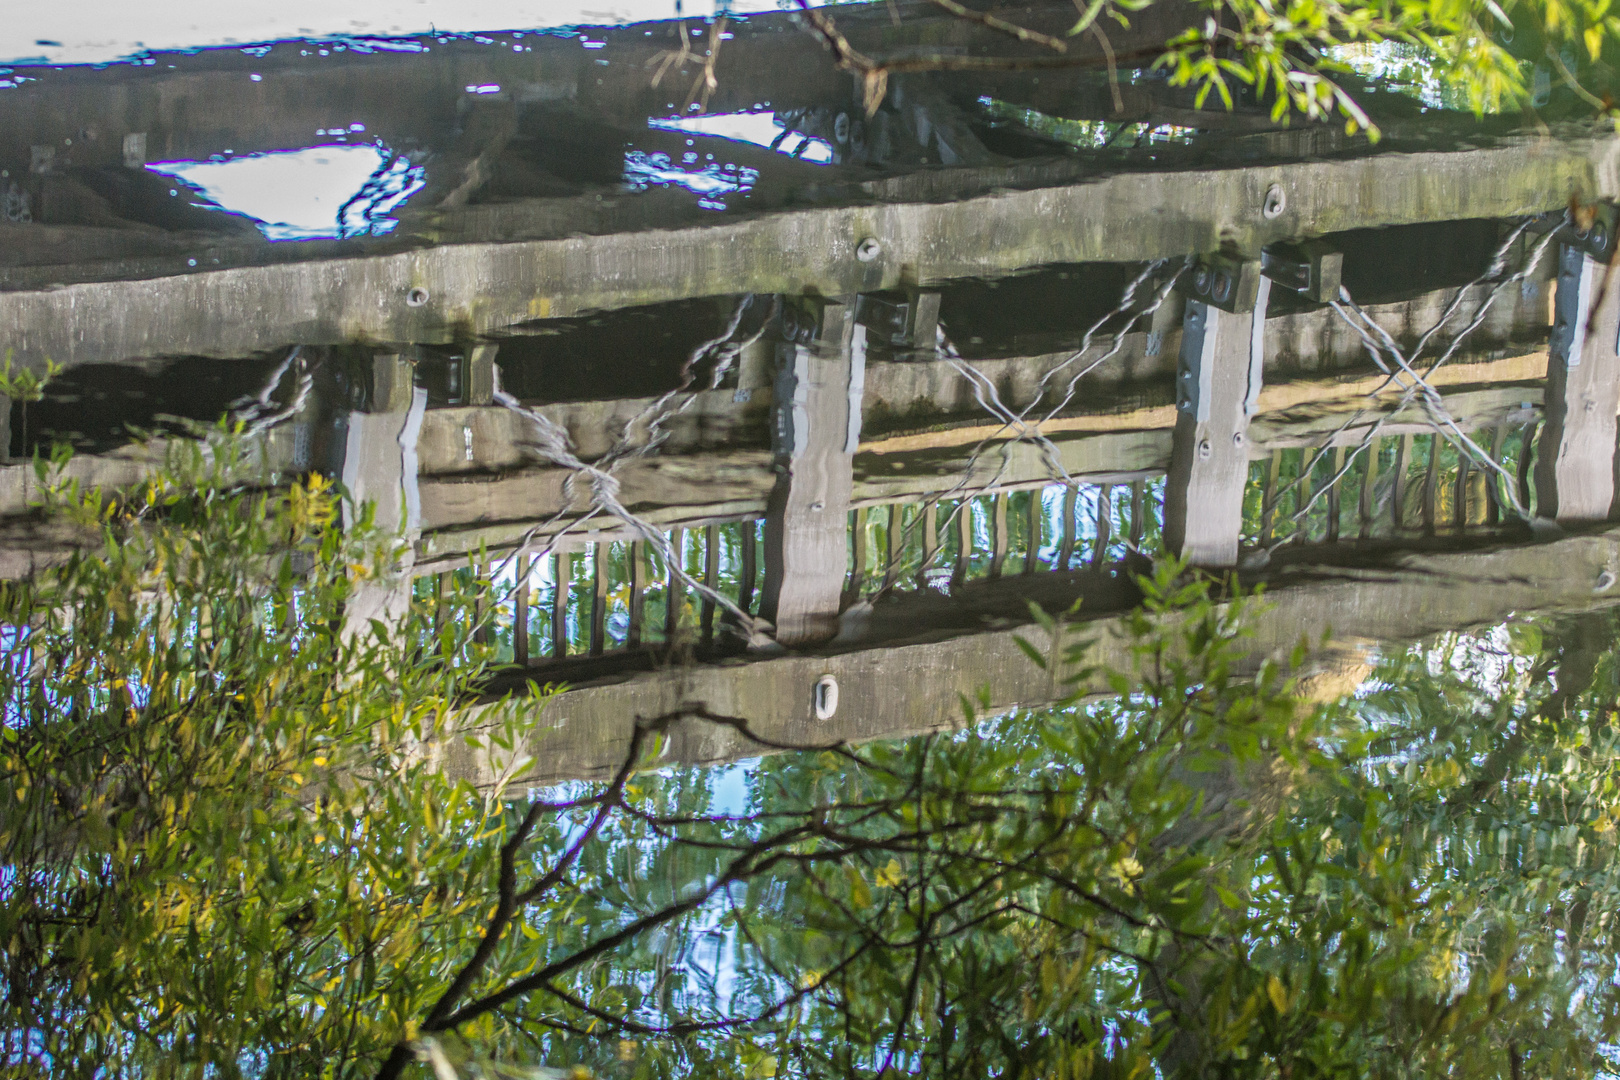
<box><xmin>2</xmin><ymin>433</ymin><xmax>1619</xmax><ymax>1080</ymax></box>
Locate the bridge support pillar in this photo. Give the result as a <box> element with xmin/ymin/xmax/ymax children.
<box><xmin>759</xmin><ymin>299</ymin><xmax>864</xmax><ymax>646</ymax></box>
<box><xmin>1535</xmin><ymin>243</ymin><xmax>1620</xmax><ymax>523</ymax></box>
<box><xmin>1165</xmin><ymin>263</ymin><xmax>1266</xmax><ymax>568</ymax></box>
<box><xmin>340</xmin><ymin>352</ymin><xmax>426</xmax><ymax>637</ymax></box>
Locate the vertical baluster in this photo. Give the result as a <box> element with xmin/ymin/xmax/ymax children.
<box><xmin>1453</xmin><ymin>453</ymin><xmax>1470</xmax><ymax>531</ymax></box>
<box><xmin>1297</xmin><ymin>448</ymin><xmax>1317</xmax><ymax>541</ymax></box>
<box><xmin>1485</xmin><ymin>425</ymin><xmax>1506</xmax><ymax>525</ymax></box>
<box><xmin>1326</xmin><ymin>447</ymin><xmax>1344</xmax><ymax>543</ymax></box>
<box><xmin>916</xmin><ymin>501</ymin><xmax>939</xmax><ymax>587</ymax></box>
<box><xmin>551</xmin><ymin>550</ymin><xmax>570</xmax><ymax>658</ymax></box>
<box><xmin>1260</xmin><ymin>451</ymin><xmax>1281</xmax><ymax>543</ymax></box>
<box><xmin>738</xmin><ymin>525</ymin><xmax>756</xmax><ymax>615</ymax></box>
<box><xmin>885</xmin><ymin>503</ymin><xmax>904</xmax><ymax>588</ymax></box>
<box><xmin>1129</xmin><ymin>480</ymin><xmax>1145</xmax><ymax>550</ymax></box>
<box><xmin>664</xmin><ymin>528</ymin><xmax>684</xmax><ymax>643</ymax></box>
<box><xmin>1468</xmin><ymin>459</ymin><xmax>1489</xmax><ymax>526</ymax></box>
<box><xmin>1422</xmin><ymin>434</ymin><xmax>1440</xmax><ymax>535</ymax></box>
<box><xmin>514</xmin><ymin>553</ymin><xmax>530</xmax><ymax>665</ymax></box>
<box><xmin>1516</xmin><ymin>421</ymin><xmax>1538</xmax><ymax>515</ymax></box>
<box><xmin>627</xmin><ymin>541</ymin><xmax>644</xmax><ymax>649</ymax></box>
<box><xmin>1092</xmin><ymin>484</ymin><xmax>1113</xmax><ymax>569</ymax></box>
<box><xmin>1392</xmin><ymin>434</ymin><xmax>1412</xmax><ymax>529</ymax></box>
<box><xmin>953</xmin><ymin>499</ymin><xmax>974</xmax><ymax>583</ymax></box>
<box><xmin>472</xmin><ymin>556</ymin><xmax>488</xmax><ymax>647</ymax></box>
<box><xmin>589</xmin><ymin>543</ymin><xmax>608</xmax><ymax>655</ymax></box>
<box><xmin>1359</xmin><ymin>437</ymin><xmax>1381</xmax><ymax>539</ymax></box>
<box><xmin>1025</xmin><ymin>489</ymin><xmax>1045</xmax><ymax>573</ymax></box>
<box><xmin>1058</xmin><ymin>486</ymin><xmax>1077</xmax><ymax>568</ymax></box>
<box><xmin>848</xmin><ymin>507</ymin><xmax>868</xmax><ymax>599</ymax></box>
<box><xmin>433</xmin><ymin>571</ymin><xmax>447</xmax><ymax>654</ymax></box>
<box><xmin>989</xmin><ymin>493</ymin><xmax>1009</xmax><ymax>578</ymax></box>
<box><xmin>701</xmin><ymin>524</ymin><xmax>718</xmax><ymax>644</ymax></box>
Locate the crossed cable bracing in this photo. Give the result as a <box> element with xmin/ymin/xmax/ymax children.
<box><xmin>486</xmin><ymin>294</ymin><xmax>781</xmax><ymax>648</ymax></box>
<box><xmin>853</xmin><ymin>259</ymin><xmax>1192</xmax><ymax>600</ymax></box>
<box><xmin>1263</xmin><ymin>216</ymin><xmax>1564</xmax><ymax>545</ymax></box>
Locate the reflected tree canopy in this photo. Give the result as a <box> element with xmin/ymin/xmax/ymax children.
<box><xmin>0</xmin><ymin>438</ymin><xmax>1615</xmax><ymax>1079</ymax></box>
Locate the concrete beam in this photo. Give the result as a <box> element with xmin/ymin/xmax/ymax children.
<box><xmin>446</xmin><ymin>524</ymin><xmax>1620</xmax><ymax>785</ymax></box>
<box><xmin>0</xmin><ymin>136</ymin><xmax>1608</xmax><ymax>372</ymax></box>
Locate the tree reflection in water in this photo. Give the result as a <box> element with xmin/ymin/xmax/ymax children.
<box><xmin>0</xmin><ymin>433</ymin><xmax>1615</xmax><ymax>1079</ymax></box>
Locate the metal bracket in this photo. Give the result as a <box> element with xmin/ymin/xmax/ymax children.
<box><xmin>853</xmin><ymin>289</ymin><xmax>942</xmax><ymax>351</ymax></box>
<box><xmin>1178</xmin><ymin>253</ymin><xmax>1261</xmax><ymax>314</ymax></box>
<box><xmin>1261</xmin><ymin>240</ymin><xmax>1343</xmax><ymax>302</ymax></box>
<box><xmin>779</xmin><ymin>296</ymin><xmax>845</xmax><ymax>345</ymax></box>
<box><xmin>1527</xmin><ymin>201</ymin><xmax>1617</xmax><ymax>260</ymax></box>
<box><xmin>1551</xmin><ymin>242</ymin><xmax>1596</xmax><ymax>367</ymax></box>
<box><xmin>1177</xmin><ymin>301</ymin><xmax>1217</xmax><ymax>421</ymax></box>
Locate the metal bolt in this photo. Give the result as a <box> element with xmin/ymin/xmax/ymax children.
<box><xmin>1198</xmin><ymin>439</ymin><xmax>1212</xmax><ymax>460</ymax></box>
<box><xmin>405</xmin><ymin>287</ymin><xmax>430</xmax><ymax>307</ymax></box>
<box><xmin>1262</xmin><ymin>183</ymin><xmax>1286</xmax><ymax>220</ymax></box>
<box><xmin>813</xmin><ymin>675</ymin><xmax>840</xmax><ymax>719</ymax></box>
<box><xmin>1232</xmin><ymin>431</ymin><xmax>1245</xmax><ymax>446</ymax></box>
<box><xmin>856</xmin><ymin>237</ymin><xmax>882</xmax><ymax>262</ymax></box>
<box><xmin>1212</xmin><ymin>270</ymin><xmax>1233</xmax><ymax>304</ymax></box>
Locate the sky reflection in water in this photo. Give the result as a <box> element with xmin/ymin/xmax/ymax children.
<box><xmin>146</xmin><ymin>143</ymin><xmax>425</xmax><ymax>241</ymax></box>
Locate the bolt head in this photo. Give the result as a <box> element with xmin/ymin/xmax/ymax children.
<box><xmin>1262</xmin><ymin>183</ymin><xmax>1287</xmax><ymax>220</ymax></box>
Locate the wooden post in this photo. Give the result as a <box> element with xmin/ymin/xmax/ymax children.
<box><xmin>1164</xmin><ymin>281</ymin><xmax>1264</xmax><ymax>567</ymax></box>
<box><xmin>1536</xmin><ymin>243</ymin><xmax>1620</xmax><ymax>523</ymax></box>
<box><xmin>759</xmin><ymin>300</ymin><xmax>861</xmax><ymax>646</ymax></box>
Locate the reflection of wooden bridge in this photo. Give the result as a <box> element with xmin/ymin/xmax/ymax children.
<box><xmin>4</xmin><ymin>1</ymin><xmax>1620</xmax><ymax>780</ymax></box>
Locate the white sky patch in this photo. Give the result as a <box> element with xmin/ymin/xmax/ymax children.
<box><xmin>146</xmin><ymin>143</ymin><xmax>423</xmax><ymax>241</ymax></box>
<box><xmin>649</xmin><ymin>111</ymin><xmax>834</xmax><ymax>163</ymax></box>
<box><xmin>1</xmin><ymin>1</ymin><xmax>826</xmax><ymax>67</ymax></box>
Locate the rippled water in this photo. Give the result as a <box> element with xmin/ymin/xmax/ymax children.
<box><xmin>2</xmin><ymin>2</ymin><xmax>1619</xmax><ymax>1077</ymax></box>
